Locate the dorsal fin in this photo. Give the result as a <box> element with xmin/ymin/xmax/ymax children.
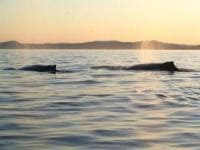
<box><xmin>163</xmin><ymin>61</ymin><xmax>178</xmax><ymax>71</ymax></box>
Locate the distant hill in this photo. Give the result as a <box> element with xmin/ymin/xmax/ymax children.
<box><xmin>0</xmin><ymin>40</ymin><xmax>200</xmax><ymax>49</ymax></box>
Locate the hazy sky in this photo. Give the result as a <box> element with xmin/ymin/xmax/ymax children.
<box><xmin>1</xmin><ymin>0</ymin><xmax>200</xmax><ymax>43</ymax></box>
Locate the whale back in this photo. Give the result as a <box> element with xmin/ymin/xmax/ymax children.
<box><xmin>161</xmin><ymin>61</ymin><xmax>179</xmax><ymax>71</ymax></box>
<box><xmin>20</xmin><ymin>65</ymin><xmax>56</xmax><ymax>73</ymax></box>
<box><xmin>127</xmin><ymin>61</ymin><xmax>179</xmax><ymax>71</ymax></box>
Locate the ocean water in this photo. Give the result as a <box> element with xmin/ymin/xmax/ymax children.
<box><xmin>0</xmin><ymin>49</ymin><xmax>199</xmax><ymax>150</ymax></box>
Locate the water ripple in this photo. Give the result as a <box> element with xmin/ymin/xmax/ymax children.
<box><xmin>0</xmin><ymin>50</ymin><xmax>199</xmax><ymax>150</ymax></box>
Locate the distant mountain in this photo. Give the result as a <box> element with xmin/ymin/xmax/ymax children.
<box><xmin>0</xmin><ymin>41</ymin><xmax>23</xmax><ymax>49</ymax></box>
<box><xmin>0</xmin><ymin>40</ymin><xmax>200</xmax><ymax>49</ymax></box>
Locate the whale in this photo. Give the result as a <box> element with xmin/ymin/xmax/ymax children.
<box><xmin>4</xmin><ymin>65</ymin><xmax>76</xmax><ymax>74</ymax></box>
<box><xmin>20</xmin><ymin>65</ymin><xmax>57</xmax><ymax>73</ymax></box>
<box><xmin>4</xmin><ymin>62</ymin><xmax>195</xmax><ymax>74</ymax></box>
<box><xmin>91</xmin><ymin>61</ymin><xmax>190</xmax><ymax>72</ymax></box>
<box><xmin>4</xmin><ymin>65</ymin><xmax>57</xmax><ymax>73</ymax></box>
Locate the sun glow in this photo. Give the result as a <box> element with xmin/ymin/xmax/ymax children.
<box><xmin>1</xmin><ymin>0</ymin><xmax>200</xmax><ymax>43</ymax></box>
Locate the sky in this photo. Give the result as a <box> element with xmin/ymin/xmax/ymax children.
<box><xmin>1</xmin><ymin>0</ymin><xmax>200</xmax><ymax>44</ymax></box>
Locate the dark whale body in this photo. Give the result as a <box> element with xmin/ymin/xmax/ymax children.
<box><xmin>4</xmin><ymin>65</ymin><xmax>76</xmax><ymax>74</ymax></box>
<box><xmin>127</xmin><ymin>61</ymin><xmax>179</xmax><ymax>71</ymax></box>
<box><xmin>20</xmin><ymin>65</ymin><xmax>56</xmax><ymax>73</ymax></box>
<box><xmin>4</xmin><ymin>65</ymin><xmax>57</xmax><ymax>73</ymax></box>
<box><xmin>4</xmin><ymin>61</ymin><xmax>195</xmax><ymax>73</ymax></box>
<box><xmin>92</xmin><ymin>61</ymin><xmax>180</xmax><ymax>72</ymax></box>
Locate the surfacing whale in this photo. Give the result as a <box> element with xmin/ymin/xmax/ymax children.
<box><xmin>4</xmin><ymin>62</ymin><xmax>195</xmax><ymax>74</ymax></box>
<box><xmin>91</xmin><ymin>61</ymin><xmax>193</xmax><ymax>72</ymax></box>
<box><xmin>21</xmin><ymin>65</ymin><xmax>57</xmax><ymax>73</ymax></box>
<box><xmin>4</xmin><ymin>65</ymin><xmax>57</xmax><ymax>73</ymax></box>
<box><xmin>4</xmin><ymin>65</ymin><xmax>78</xmax><ymax>74</ymax></box>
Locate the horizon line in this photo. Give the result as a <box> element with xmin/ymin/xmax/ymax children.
<box><xmin>1</xmin><ymin>40</ymin><xmax>200</xmax><ymax>46</ymax></box>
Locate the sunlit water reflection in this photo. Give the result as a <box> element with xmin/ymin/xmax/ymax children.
<box><xmin>0</xmin><ymin>49</ymin><xmax>199</xmax><ymax>150</ymax></box>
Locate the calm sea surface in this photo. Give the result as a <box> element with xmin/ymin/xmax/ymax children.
<box><xmin>0</xmin><ymin>49</ymin><xmax>199</xmax><ymax>150</ymax></box>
